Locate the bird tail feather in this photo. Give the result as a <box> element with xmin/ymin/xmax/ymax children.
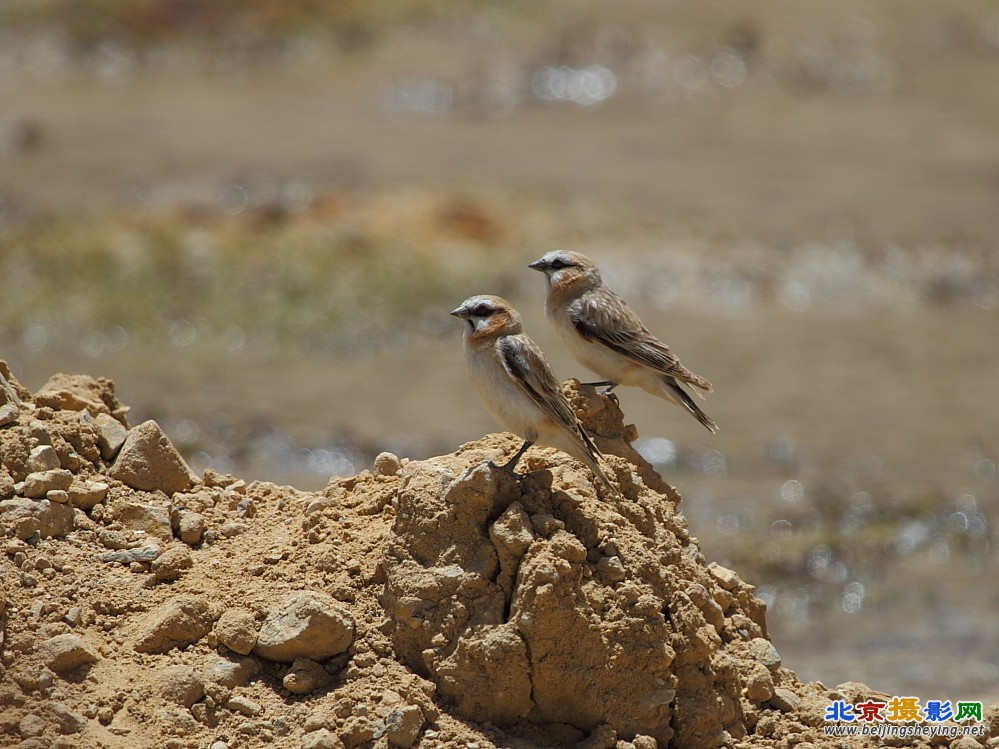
<box><xmin>665</xmin><ymin>378</ymin><xmax>719</xmax><ymax>433</ymax></box>
<box><xmin>574</xmin><ymin>427</ymin><xmax>617</xmax><ymax>495</ymax></box>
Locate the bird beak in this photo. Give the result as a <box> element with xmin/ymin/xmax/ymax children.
<box><xmin>528</xmin><ymin>259</ymin><xmax>546</xmax><ymax>271</ymax></box>
<box><xmin>450</xmin><ymin>307</ymin><xmax>467</xmax><ymax>319</ymax></box>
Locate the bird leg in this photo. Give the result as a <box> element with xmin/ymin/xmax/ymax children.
<box><xmin>488</xmin><ymin>440</ymin><xmax>533</xmax><ymax>476</ymax></box>
<box><xmin>582</xmin><ymin>380</ymin><xmax>616</xmax><ymax>390</ymax></box>
<box><xmin>582</xmin><ymin>380</ymin><xmax>619</xmax><ymax>402</ymax></box>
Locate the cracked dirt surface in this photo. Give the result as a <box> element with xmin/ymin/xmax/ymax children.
<box><xmin>1</xmin><ymin>361</ymin><xmax>996</xmax><ymax>749</ymax></box>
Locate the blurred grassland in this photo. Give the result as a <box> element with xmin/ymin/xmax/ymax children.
<box><xmin>3</xmin><ymin>184</ymin><xmax>997</xmax><ymax>361</ymax></box>
<box><xmin>0</xmin><ymin>191</ymin><xmax>529</xmax><ymax>357</ymax></box>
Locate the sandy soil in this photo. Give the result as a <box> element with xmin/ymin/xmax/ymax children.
<box><xmin>2</xmin><ymin>2</ymin><xmax>998</xmax><ymax>741</ymax></box>
<box><xmin>6</xmin><ymin>362</ymin><xmax>995</xmax><ymax>748</ymax></box>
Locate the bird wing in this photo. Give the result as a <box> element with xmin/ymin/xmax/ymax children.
<box><xmin>498</xmin><ymin>334</ymin><xmax>601</xmax><ymax>455</ymax></box>
<box><xmin>568</xmin><ymin>290</ymin><xmax>713</xmax><ymax>392</ymax></box>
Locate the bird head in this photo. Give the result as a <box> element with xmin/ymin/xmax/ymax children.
<box><xmin>450</xmin><ymin>295</ymin><xmax>522</xmax><ymax>337</ymax></box>
<box><xmin>528</xmin><ymin>250</ymin><xmax>601</xmax><ymax>290</ymax></box>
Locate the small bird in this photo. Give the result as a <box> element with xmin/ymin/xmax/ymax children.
<box><xmin>450</xmin><ymin>294</ymin><xmax>613</xmax><ymax>490</ymax></box>
<box><xmin>529</xmin><ymin>250</ymin><xmax>718</xmax><ymax>432</ymax></box>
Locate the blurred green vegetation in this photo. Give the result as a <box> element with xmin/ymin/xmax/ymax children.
<box><xmin>0</xmin><ymin>195</ymin><xmax>520</xmax><ymax>357</ymax></box>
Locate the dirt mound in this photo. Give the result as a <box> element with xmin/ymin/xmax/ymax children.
<box><xmin>1</xmin><ymin>361</ymin><xmax>994</xmax><ymax>749</ymax></box>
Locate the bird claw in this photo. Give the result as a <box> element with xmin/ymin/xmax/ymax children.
<box><xmin>486</xmin><ymin>460</ymin><xmax>527</xmax><ymax>479</ymax></box>
<box><xmin>582</xmin><ymin>380</ymin><xmax>619</xmax><ymax>400</ymax></box>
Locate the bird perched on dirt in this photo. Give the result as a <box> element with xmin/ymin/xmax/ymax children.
<box><xmin>529</xmin><ymin>250</ymin><xmax>717</xmax><ymax>432</ymax></box>
<box><xmin>450</xmin><ymin>294</ymin><xmax>614</xmax><ymax>490</ymax></box>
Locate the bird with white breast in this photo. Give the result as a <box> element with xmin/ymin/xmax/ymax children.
<box><xmin>529</xmin><ymin>250</ymin><xmax>717</xmax><ymax>433</ymax></box>
<box><xmin>450</xmin><ymin>294</ymin><xmax>613</xmax><ymax>491</ymax></box>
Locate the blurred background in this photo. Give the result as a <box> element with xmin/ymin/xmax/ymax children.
<box><xmin>2</xmin><ymin>0</ymin><xmax>997</xmax><ymax>700</ymax></box>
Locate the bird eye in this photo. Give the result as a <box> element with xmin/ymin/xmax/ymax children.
<box><xmin>549</xmin><ymin>257</ymin><xmax>571</xmax><ymax>270</ymax></box>
<box><xmin>472</xmin><ymin>304</ymin><xmax>493</xmax><ymax>317</ymax></box>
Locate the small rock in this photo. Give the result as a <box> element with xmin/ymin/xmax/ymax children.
<box><xmin>95</xmin><ymin>413</ymin><xmax>128</xmax><ymax>461</ymax></box>
<box><xmin>47</xmin><ymin>489</ymin><xmax>70</xmax><ymax>504</ymax></box>
<box><xmin>156</xmin><ymin>666</ymin><xmax>205</xmax><ymax>708</ymax></box>
<box><xmin>19</xmin><ymin>714</ymin><xmax>46</xmax><ymax>737</ymax></box>
<box><xmin>36</xmin><ymin>633</ymin><xmax>101</xmax><ymax>673</ymax></box>
<box><xmin>13</xmin><ymin>516</ymin><xmax>40</xmax><ymax>541</ymax></box>
<box><xmin>302</xmin><ymin>728</ymin><xmax>342</xmax><ymax>749</ymax></box>
<box><xmin>305</xmin><ymin>498</ymin><xmax>330</xmax><ymax>516</ymax></box>
<box><xmin>632</xmin><ymin>736</ymin><xmax>657</xmax><ymax>749</ymax></box>
<box><xmin>204</xmin><ymin>656</ymin><xmax>259</xmax><ymax>689</ymax></box>
<box><xmin>22</xmin><ymin>469</ymin><xmax>73</xmax><ymax>498</ymax></box>
<box><xmin>179</xmin><ymin>512</ymin><xmax>206</xmax><ymax>545</ymax></box>
<box><xmin>745</xmin><ymin>663</ymin><xmax>775</xmax><ymax>703</ymax></box>
<box><xmin>226</xmin><ymin>695</ymin><xmax>262</xmax><ymax>717</ymax></box>
<box><xmin>0</xmin><ymin>497</ymin><xmax>75</xmax><ymax>538</ymax></box>
<box><xmin>340</xmin><ymin>717</ymin><xmax>375</xmax><ymax>749</ymax></box>
<box><xmin>99</xmin><ymin>546</ymin><xmax>161</xmax><ymax>565</ymax></box>
<box><xmin>48</xmin><ymin>702</ymin><xmax>87</xmax><ymax>734</ymax></box>
<box><xmin>379</xmin><ymin>691</ymin><xmax>403</xmax><ymax>709</ymax></box>
<box><xmin>0</xmin><ymin>402</ymin><xmax>19</xmax><ymax>427</ymax></box>
<box><xmin>203</xmin><ymin>468</ymin><xmax>240</xmax><ymax>489</ymax></box>
<box><xmin>109</xmin><ymin>420</ymin><xmax>197</xmax><ymax>495</ymax></box>
<box><xmin>304</xmin><ymin>711</ymin><xmax>330</xmax><ymax>732</ymax></box>
<box><xmin>133</xmin><ymin>596</ymin><xmax>215</xmax><ymax>654</ymax></box>
<box><xmin>769</xmin><ymin>688</ymin><xmax>800</xmax><ymax>713</ymax></box>
<box><xmin>712</xmin><ymin>588</ymin><xmax>735</xmax><ymax>611</ymax></box>
<box><xmin>254</xmin><ymin>591</ymin><xmax>354</xmax><ymax>663</ymax></box>
<box><xmin>531</xmin><ymin>513</ymin><xmax>564</xmax><ymax>536</ymax></box>
<box><xmin>0</xmin><ymin>469</ymin><xmax>14</xmax><ymax>499</ymax></box>
<box><xmin>374</xmin><ymin>452</ymin><xmax>401</xmax><ymax>476</ymax></box>
<box><xmin>384</xmin><ymin>705</ymin><xmax>424</xmax><ymax>749</ymax></box>
<box><xmin>27</xmin><ymin>420</ymin><xmax>50</xmax><ymax>443</ymax></box>
<box><xmin>149</xmin><ymin>544</ymin><xmax>193</xmax><ymax>583</ymax></box>
<box><xmin>283</xmin><ymin>657</ymin><xmax>329</xmax><ymax>695</ymax></box>
<box><xmin>114</xmin><ymin>501</ymin><xmax>174</xmax><ymax>544</ymax></box>
<box><xmin>597</xmin><ymin>555</ymin><xmax>627</xmax><ymax>582</ymax></box>
<box><xmin>28</xmin><ymin>445</ymin><xmax>61</xmax><ymax>472</ymax></box>
<box><xmin>219</xmin><ymin>520</ymin><xmax>250</xmax><ymax>538</ymax></box>
<box><xmin>172</xmin><ymin>489</ymin><xmax>214</xmax><ymax>514</ymax></box>
<box><xmin>215</xmin><ymin>608</ymin><xmax>259</xmax><ymax>655</ymax></box>
<box><xmin>67</xmin><ymin>481</ymin><xmax>109</xmax><ymax>510</ymax></box>
<box><xmin>489</xmin><ymin>502</ymin><xmax>535</xmax><ymax>559</ymax></box>
<box><xmin>707</xmin><ymin>562</ymin><xmax>741</xmax><ymax>591</ymax></box>
<box><xmin>986</xmin><ymin>706</ymin><xmax>999</xmax><ymax>742</ymax></box>
<box><xmin>64</xmin><ymin>606</ymin><xmax>83</xmax><ymax>627</ymax></box>
<box><xmin>98</xmin><ymin>528</ymin><xmax>132</xmax><ymax>550</ymax></box>
<box><xmin>748</xmin><ymin>637</ymin><xmax>781</xmax><ymax>670</ymax></box>
<box><xmin>34</xmin><ymin>374</ymin><xmax>113</xmax><ymax>415</ymax></box>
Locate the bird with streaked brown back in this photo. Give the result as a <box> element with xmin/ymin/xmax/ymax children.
<box><xmin>450</xmin><ymin>294</ymin><xmax>615</xmax><ymax>492</ymax></box>
<box><xmin>529</xmin><ymin>250</ymin><xmax>717</xmax><ymax>432</ymax></box>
